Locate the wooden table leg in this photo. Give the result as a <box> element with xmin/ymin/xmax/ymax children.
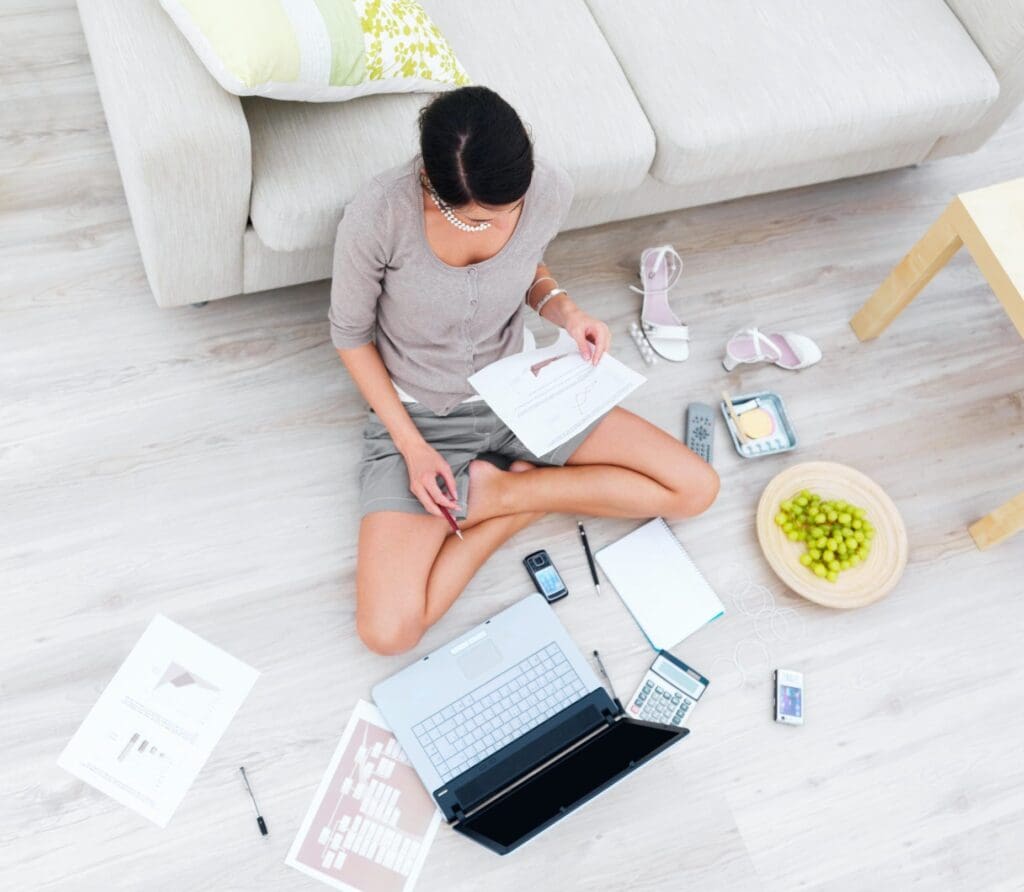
<box><xmin>969</xmin><ymin>491</ymin><xmax>1024</xmax><ymax>550</ymax></box>
<box><xmin>850</xmin><ymin>204</ymin><xmax>963</xmax><ymax>341</ymax></box>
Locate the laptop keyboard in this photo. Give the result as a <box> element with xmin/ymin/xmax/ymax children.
<box><xmin>412</xmin><ymin>642</ymin><xmax>588</xmax><ymax>781</ymax></box>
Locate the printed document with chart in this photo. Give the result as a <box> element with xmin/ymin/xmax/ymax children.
<box><xmin>469</xmin><ymin>329</ymin><xmax>646</xmax><ymax>456</ymax></box>
<box><xmin>57</xmin><ymin>615</ymin><xmax>258</xmax><ymax>827</ymax></box>
<box><xmin>286</xmin><ymin>700</ymin><xmax>441</xmax><ymax>892</ymax></box>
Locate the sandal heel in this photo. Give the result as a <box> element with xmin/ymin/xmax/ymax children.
<box><xmin>722</xmin><ymin>354</ymin><xmax>739</xmax><ymax>372</ymax></box>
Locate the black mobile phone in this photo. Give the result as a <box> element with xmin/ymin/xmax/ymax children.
<box><xmin>523</xmin><ymin>550</ymin><xmax>569</xmax><ymax>603</ymax></box>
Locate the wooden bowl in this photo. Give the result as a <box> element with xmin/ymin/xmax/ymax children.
<box><xmin>756</xmin><ymin>461</ymin><xmax>908</xmax><ymax>608</ymax></box>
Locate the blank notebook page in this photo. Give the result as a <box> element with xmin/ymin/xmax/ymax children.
<box><xmin>595</xmin><ymin>518</ymin><xmax>725</xmax><ymax>651</ymax></box>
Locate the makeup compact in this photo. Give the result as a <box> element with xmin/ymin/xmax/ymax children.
<box><xmin>720</xmin><ymin>391</ymin><xmax>797</xmax><ymax>458</ymax></box>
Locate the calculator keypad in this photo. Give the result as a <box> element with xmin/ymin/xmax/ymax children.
<box><xmin>628</xmin><ymin>671</ymin><xmax>700</xmax><ymax>726</ymax></box>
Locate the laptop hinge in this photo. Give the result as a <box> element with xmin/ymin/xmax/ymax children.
<box><xmin>435</xmin><ymin>690</ymin><xmax>616</xmax><ymax>823</ymax></box>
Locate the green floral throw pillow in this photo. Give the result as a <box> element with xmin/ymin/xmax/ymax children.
<box><xmin>160</xmin><ymin>0</ymin><xmax>471</xmax><ymax>101</ymax></box>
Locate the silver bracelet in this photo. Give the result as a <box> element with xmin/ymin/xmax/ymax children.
<box><xmin>534</xmin><ymin>287</ymin><xmax>567</xmax><ymax>317</ymax></box>
<box><xmin>526</xmin><ymin>275</ymin><xmax>557</xmax><ymax>302</ymax></box>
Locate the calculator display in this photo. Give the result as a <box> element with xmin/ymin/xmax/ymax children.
<box><xmin>654</xmin><ymin>656</ymin><xmax>705</xmax><ymax>699</ymax></box>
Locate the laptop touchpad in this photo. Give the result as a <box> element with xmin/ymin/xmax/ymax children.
<box><xmin>457</xmin><ymin>639</ymin><xmax>502</xmax><ymax>679</ymax></box>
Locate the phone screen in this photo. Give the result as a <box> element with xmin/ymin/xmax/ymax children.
<box><xmin>534</xmin><ymin>565</ymin><xmax>564</xmax><ymax>597</ymax></box>
<box><xmin>778</xmin><ymin>684</ymin><xmax>802</xmax><ymax>718</ymax></box>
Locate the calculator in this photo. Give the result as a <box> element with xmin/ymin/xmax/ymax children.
<box><xmin>627</xmin><ymin>650</ymin><xmax>709</xmax><ymax>727</ymax></box>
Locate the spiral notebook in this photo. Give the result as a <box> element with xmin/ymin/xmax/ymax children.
<box><xmin>596</xmin><ymin>517</ymin><xmax>725</xmax><ymax>651</ymax></box>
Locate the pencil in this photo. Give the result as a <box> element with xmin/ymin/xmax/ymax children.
<box><xmin>439</xmin><ymin>503</ymin><xmax>464</xmax><ymax>540</ymax></box>
<box><xmin>436</xmin><ymin>477</ymin><xmax>464</xmax><ymax>540</ymax></box>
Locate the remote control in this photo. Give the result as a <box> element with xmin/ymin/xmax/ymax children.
<box><xmin>685</xmin><ymin>402</ymin><xmax>715</xmax><ymax>464</ymax></box>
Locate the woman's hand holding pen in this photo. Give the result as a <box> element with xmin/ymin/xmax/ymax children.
<box><xmin>401</xmin><ymin>437</ymin><xmax>459</xmax><ymax>518</ymax></box>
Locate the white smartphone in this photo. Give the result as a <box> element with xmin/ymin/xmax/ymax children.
<box><xmin>774</xmin><ymin>669</ymin><xmax>804</xmax><ymax>725</ymax></box>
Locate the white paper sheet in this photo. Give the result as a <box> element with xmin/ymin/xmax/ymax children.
<box><xmin>468</xmin><ymin>330</ymin><xmax>646</xmax><ymax>456</ymax></box>
<box><xmin>57</xmin><ymin>615</ymin><xmax>258</xmax><ymax>827</ymax></box>
<box><xmin>286</xmin><ymin>700</ymin><xmax>442</xmax><ymax>892</ymax></box>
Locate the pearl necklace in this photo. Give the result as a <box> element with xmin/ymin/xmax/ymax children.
<box><xmin>422</xmin><ymin>177</ymin><xmax>491</xmax><ymax>232</ymax></box>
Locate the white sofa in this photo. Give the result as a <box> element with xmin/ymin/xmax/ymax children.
<box><xmin>77</xmin><ymin>0</ymin><xmax>1024</xmax><ymax>308</ymax></box>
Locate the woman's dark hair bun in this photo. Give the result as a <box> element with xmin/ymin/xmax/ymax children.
<box><xmin>418</xmin><ymin>85</ymin><xmax>533</xmax><ymax>208</ymax></box>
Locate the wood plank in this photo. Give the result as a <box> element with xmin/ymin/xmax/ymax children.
<box><xmin>951</xmin><ymin>179</ymin><xmax>1024</xmax><ymax>339</ymax></box>
<box><xmin>849</xmin><ymin>204</ymin><xmax>962</xmax><ymax>340</ymax></box>
<box><xmin>969</xmin><ymin>491</ymin><xmax>1024</xmax><ymax>549</ymax></box>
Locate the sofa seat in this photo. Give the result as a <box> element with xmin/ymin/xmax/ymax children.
<box><xmin>586</xmin><ymin>0</ymin><xmax>1000</xmax><ymax>187</ymax></box>
<box><xmin>245</xmin><ymin>0</ymin><xmax>655</xmax><ymax>253</ymax></box>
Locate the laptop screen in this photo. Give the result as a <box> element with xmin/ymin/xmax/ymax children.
<box><xmin>455</xmin><ymin>718</ymin><xmax>686</xmax><ymax>854</ymax></box>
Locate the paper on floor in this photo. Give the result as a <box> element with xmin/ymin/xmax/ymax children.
<box><xmin>286</xmin><ymin>700</ymin><xmax>442</xmax><ymax>892</ymax></box>
<box><xmin>468</xmin><ymin>329</ymin><xmax>646</xmax><ymax>456</ymax></box>
<box><xmin>57</xmin><ymin>614</ymin><xmax>258</xmax><ymax>827</ymax></box>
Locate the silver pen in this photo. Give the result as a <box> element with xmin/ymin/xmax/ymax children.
<box><xmin>592</xmin><ymin>649</ymin><xmax>619</xmax><ymax>702</ymax></box>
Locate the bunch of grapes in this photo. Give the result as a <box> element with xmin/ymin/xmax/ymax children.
<box><xmin>774</xmin><ymin>490</ymin><xmax>874</xmax><ymax>583</ymax></box>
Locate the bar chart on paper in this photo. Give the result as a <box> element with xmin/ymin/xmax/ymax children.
<box><xmin>287</xmin><ymin>700</ymin><xmax>442</xmax><ymax>892</ymax></box>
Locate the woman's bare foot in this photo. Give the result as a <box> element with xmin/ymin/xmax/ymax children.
<box><xmin>465</xmin><ymin>458</ymin><xmax>537</xmax><ymax>524</ymax></box>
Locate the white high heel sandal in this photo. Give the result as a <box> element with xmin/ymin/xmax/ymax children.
<box><xmin>722</xmin><ymin>327</ymin><xmax>822</xmax><ymax>371</ymax></box>
<box><xmin>629</xmin><ymin>245</ymin><xmax>690</xmax><ymax>362</ymax></box>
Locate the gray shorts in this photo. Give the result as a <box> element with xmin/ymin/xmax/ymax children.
<box><xmin>359</xmin><ymin>402</ymin><xmax>603</xmax><ymax>518</ymax></box>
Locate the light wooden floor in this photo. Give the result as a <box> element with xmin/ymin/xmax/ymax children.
<box><xmin>4</xmin><ymin>5</ymin><xmax>1024</xmax><ymax>891</ymax></box>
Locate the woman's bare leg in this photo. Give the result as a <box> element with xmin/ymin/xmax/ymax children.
<box><xmin>356</xmin><ymin>462</ymin><xmax>542</xmax><ymax>654</ymax></box>
<box><xmin>465</xmin><ymin>407</ymin><xmax>720</xmax><ymax>522</ymax></box>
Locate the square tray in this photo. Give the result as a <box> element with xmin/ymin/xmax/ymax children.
<box><xmin>720</xmin><ymin>391</ymin><xmax>797</xmax><ymax>459</ymax></box>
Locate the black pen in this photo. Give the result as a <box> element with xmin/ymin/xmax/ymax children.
<box><xmin>577</xmin><ymin>521</ymin><xmax>601</xmax><ymax>596</ymax></box>
<box><xmin>240</xmin><ymin>766</ymin><xmax>269</xmax><ymax>836</ymax></box>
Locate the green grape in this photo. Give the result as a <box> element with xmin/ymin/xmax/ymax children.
<box><xmin>787</xmin><ymin>490</ymin><xmax>874</xmax><ymax>582</ymax></box>
<box><xmin>775</xmin><ymin>513</ymin><xmax>786</xmax><ymax>526</ymax></box>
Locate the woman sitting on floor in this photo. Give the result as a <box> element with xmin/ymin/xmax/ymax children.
<box><xmin>331</xmin><ymin>85</ymin><xmax>719</xmax><ymax>655</ymax></box>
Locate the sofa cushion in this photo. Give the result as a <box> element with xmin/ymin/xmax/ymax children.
<box><xmin>585</xmin><ymin>0</ymin><xmax>1000</xmax><ymax>187</ymax></box>
<box><xmin>160</xmin><ymin>0</ymin><xmax>471</xmax><ymax>102</ymax></box>
<box><xmin>246</xmin><ymin>0</ymin><xmax>654</xmax><ymax>252</ymax></box>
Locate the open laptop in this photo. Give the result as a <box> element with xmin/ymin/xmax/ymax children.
<box><xmin>373</xmin><ymin>594</ymin><xmax>688</xmax><ymax>854</ymax></box>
